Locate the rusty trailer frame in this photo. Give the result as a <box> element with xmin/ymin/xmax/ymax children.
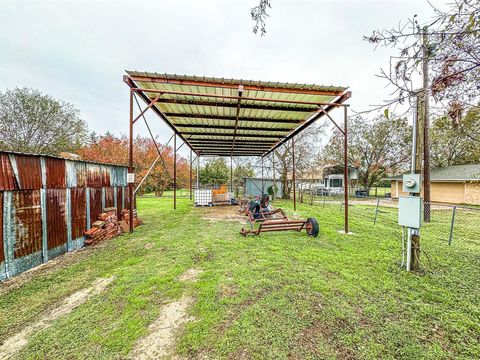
<box><xmin>124</xmin><ymin>72</ymin><xmax>351</xmax><ymax>234</ymax></box>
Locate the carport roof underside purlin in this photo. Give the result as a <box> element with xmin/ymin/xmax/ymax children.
<box><xmin>124</xmin><ymin>71</ymin><xmax>351</xmax><ymax>157</ymax></box>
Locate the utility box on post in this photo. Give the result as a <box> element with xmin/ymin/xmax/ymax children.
<box><xmin>398</xmin><ymin>196</ymin><xmax>422</xmax><ymax>228</ymax></box>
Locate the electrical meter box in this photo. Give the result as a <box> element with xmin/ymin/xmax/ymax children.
<box><xmin>398</xmin><ymin>196</ymin><xmax>422</xmax><ymax>228</ymax></box>
<box><xmin>403</xmin><ymin>173</ymin><xmax>421</xmax><ymax>194</ymax></box>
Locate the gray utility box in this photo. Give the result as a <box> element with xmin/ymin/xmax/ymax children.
<box><xmin>398</xmin><ymin>196</ymin><xmax>422</xmax><ymax>228</ymax></box>
<box><xmin>402</xmin><ymin>173</ymin><xmax>421</xmax><ymax>194</ymax></box>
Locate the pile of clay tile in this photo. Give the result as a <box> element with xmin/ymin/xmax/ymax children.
<box><xmin>84</xmin><ymin>207</ymin><xmax>142</xmax><ymax>246</ymax></box>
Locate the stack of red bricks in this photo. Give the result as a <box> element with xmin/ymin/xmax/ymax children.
<box><xmin>121</xmin><ymin>209</ymin><xmax>143</xmax><ymax>230</ymax></box>
<box><xmin>84</xmin><ymin>208</ymin><xmax>124</xmax><ymax>246</ymax></box>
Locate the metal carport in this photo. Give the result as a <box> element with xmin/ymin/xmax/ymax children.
<box><xmin>123</xmin><ymin>71</ymin><xmax>351</xmax><ymax>233</ymax></box>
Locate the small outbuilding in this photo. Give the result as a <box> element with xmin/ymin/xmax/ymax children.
<box><xmin>385</xmin><ymin>163</ymin><xmax>480</xmax><ymax>205</ymax></box>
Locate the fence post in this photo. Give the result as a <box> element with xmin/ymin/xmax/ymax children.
<box><xmin>373</xmin><ymin>198</ymin><xmax>380</xmax><ymax>225</ymax></box>
<box><xmin>340</xmin><ymin>198</ymin><xmax>343</xmax><ymax>213</ymax></box>
<box><xmin>323</xmin><ymin>195</ymin><xmax>326</xmax><ymax>209</ymax></box>
<box><xmin>448</xmin><ymin>206</ymin><xmax>457</xmax><ymax>245</ymax></box>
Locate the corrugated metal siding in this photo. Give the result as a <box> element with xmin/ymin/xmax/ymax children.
<box><xmin>71</xmin><ymin>188</ymin><xmax>86</xmax><ymax>240</ymax></box>
<box><xmin>13</xmin><ymin>190</ymin><xmax>42</xmax><ymax>258</ymax></box>
<box><xmin>76</xmin><ymin>162</ymin><xmax>87</xmax><ymax>188</ymax></box>
<box><xmin>116</xmin><ymin>187</ymin><xmax>122</xmax><ymax>219</ymax></box>
<box><xmin>46</xmin><ymin>189</ymin><xmax>67</xmax><ymax>249</ymax></box>
<box><xmin>0</xmin><ymin>153</ymin><xmax>17</xmax><ymax>191</ymax></box>
<box><xmin>45</xmin><ymin>157</ymin><xmax>66</xmax><ymax>188</ymax></box>
<box><xmin>101</xmin><ymin>166</ymin><xmax>111</xmax><ymax>187</ymax></box>
<box><xmin>105</xmin><ymin>187</ymin><xmax>115</xmax><ymax>208</ymax></box>
<box><xmin>14</xmin><ymin>154</ymin><xmax>42</xmax><ymax>189</ymax></box>
<box><xmin>124</xmin><ymin>186</ymin><xmax>131</xmax><ymax>211</ymax></box>
<box><xmin>87</xmin><ymin>163</ymin><xmax>102</xmax><ymax>188</ymax></box>
<box><xmin>89</xmin><ymin>187</ymin><xmax>103</xmax><ymax>225</ymax></box>
<box><xmin>0</xmin><ymin>192</ymin><xmax>4</xmax><ymax>263</ymax></box>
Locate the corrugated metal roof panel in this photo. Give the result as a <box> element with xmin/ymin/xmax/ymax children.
<box><xmin>46</xmin><ymin>189</ymin><xmax>67</xmax><ymax>250</ymax></box>
<box><xmin>0</xmin><ymin>153</ymin><xmax>17</xmax><ymax>191</ymax></box>
<box><xmin>14</xmin><ymin>154</ymin><xmax>42</xmax><ymax>189</ymax></box>
<box><xmin>13</xmin><ymin>190</ymin><xmax>43</xmax><ymax>258</ymax></box>
<box><xmin>45</xmin><ymin>157</ymin><xmax>66</xmax><ymax>188</ymax></box>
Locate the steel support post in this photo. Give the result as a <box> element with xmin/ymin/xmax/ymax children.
<box><xmin>173</xmin><ymin>134</ymin><xmax>177</xmax><ymax>210</ymax></box>
<box><xmin>344</xmin><ymin>106</ymin><xmax>349</xmax><ymax>233</ymax></box>
<box><xmin>230</xmin><ymin>156</ymin><xmax>233</xmax><ymax>193</ymax></box>
<box><xmin>129</xmin><ymin>90</ymin><xmax>134</xmax><ymax>233</ymax></box>
<box><xmin>292</xmin><ymin>138</ymin><xmax>296</xmax><ymax>211</ymax></box>
<box><xmin>189</xmin><ymin>149</ymin><xmax>193</xmax><ymax>200</ymax></box>
<box><xmin>272</xmin><ymin>152</ymin><xmax>275</xmax><ymax>199</ymax></box>
<box><xmin>261</xmin><ymin>157</ymin><xmax>265</xmax><ymax>194</ymax></box>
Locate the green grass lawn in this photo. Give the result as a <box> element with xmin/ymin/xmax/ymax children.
<box><xmin>0</xmin><ymin>198</ymin><xmax>479</xmax><ymax>359</ymax></box>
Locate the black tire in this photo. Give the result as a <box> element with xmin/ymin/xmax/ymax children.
<box><xmin>260</xmin><ymin>194</ymin><xmax>270</xmax><ymax>208</ymax></box>
<box><xmin>306</xmin><ymin>217</ymin><xmax>319</xmax><ymax>237</ymax></box>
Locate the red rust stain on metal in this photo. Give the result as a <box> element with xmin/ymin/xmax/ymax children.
<box><xmin>0</xmin><ymin>192</ymin><xmax>4</xmax><ymax>263</ymax></box>
<box><xmin>124</xmin><ymin>186</ymin><xmax>131</xmax><ymax>211</ymax></box>
<box><xmin>71</xmin><ymin>188</ymin><xmax>86</xmax><ymax>240</ymax></box>
<box><xmin>46</xmin><ymin>189</ymin><xmax>67</xmax><ymax>250</ymax></box>
<box><xmin>87</xmin><ymin>164</ymin><xmax>102</xmax><ymax>187</ymax></box>
<box><xmin>116</xmin><ymin>187</ymin><xmax>122</xmax><ymax>219</ymax></box>
<box><xmin>15</xmin><ymin>154</ymin><xmax>42</xmax><ymax>189</ymax></box>
<box><xmin>101</xmin><ymin>167</ymin><xmax>111</xmax><ymax>187</ymax></box>
<box><xmin>89</xmin><ymin>187</ymin><xmax>103</xmax><ymax>225</ymax></box>
<box><xmin>105</xmin><ymin>187</ymin><xmax>115</xmax><ymax>208</ymax></box>
<box><xmin>0</xmin><ymin>153</ymin><xmax>17</xmax><ymax>190</ymax></box>
<box><xmin>45</xmin><ymin>157</ymin><xmax>66</xmax><ymax>188</ymax></box>
<box><xmin>13</xmin><ymin>190</ymin><xmax>43</xmax><ymax>258</ymax></box>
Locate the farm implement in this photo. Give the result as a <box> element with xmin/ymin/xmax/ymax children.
<box><xmin>239</xmin><ymin>195</ymin><xmax>319</xmax><ymax>237</ymax></box>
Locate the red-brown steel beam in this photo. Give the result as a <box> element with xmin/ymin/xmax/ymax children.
<box><xmin>344</xmin><ymin>106</ymin><xmax>349</xmax><ymax>234</ymax></box>
<box><xmin>130</xmin><ymin>87</ymin><xmax>345</xmax><ymax>107</ymax></box>
<box><xmin>189</xmin><ymin>149</ymin><xmax>193</xmax><ymax>201</ymax></box>
<box><xmin>292</xmin><ymin>137</ymin><xmax>296</xmax><ymax>211</ymax></box>
<box><xmin>173</xmin><ymin>124</ymin><xmax>294</xmax><ymax>132</ymax></box>
<box><xmin>128</xmin><ymin>74</ymin><xmax>345</xmax><ymax>96</ymax></box>
<box><xmin>157</xmin><ymin>99</ymin><xmax>317</xmax><ymax>113</ymax></box>
<box><xmin>174</xmin><ymin>134</ymin><xmax>177</xmax><ymax>210</ymax></box>
<box><xmin>183</xmin><ymin>132</ymin><xmax>283</xmax><ymax>139</ymax></box>
<box><xmin>128</xmin><ymin>90</ymin><xmax>134</xmax><ymax>233</ymax></box>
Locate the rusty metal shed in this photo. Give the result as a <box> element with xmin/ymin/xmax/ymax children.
<box><xmin>124</xmin><ymin>71</ymin><xmax>351</xmax><ymax>232</ymax></box>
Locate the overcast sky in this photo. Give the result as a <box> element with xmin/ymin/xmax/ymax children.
<box><xmin>1</xmin><ymin>0</ymin><xmax>442</xmax><ymax>158</ymax></box>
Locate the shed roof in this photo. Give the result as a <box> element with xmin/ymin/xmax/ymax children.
<box><xmin>124</xmin><ymin>71</ymin><xmax>350</xmax><ymax>157</ymax></box>
<box><xmin>384</xmin><ymin>164</ymin><xmax>480</xmax><ymax>182</ymax></box>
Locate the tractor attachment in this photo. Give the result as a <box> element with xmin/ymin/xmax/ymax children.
<box><xmin>239</xmin><ymin>195</ymin><xmax>319</xmax><ymax>237</ymax></box>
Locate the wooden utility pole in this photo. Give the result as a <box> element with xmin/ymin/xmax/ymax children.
<box><xmin>422</xmin><ymin>27</ymin><xmax>431</xmax><ymax>223</ymax></box>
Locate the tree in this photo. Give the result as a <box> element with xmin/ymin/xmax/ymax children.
<box><xmin>430</xmin><ymin>106</ymin><xmax>480</xmax><ymax>167</ymax></box>
<box><xmin>199</xmin><ymin>158</ymin><xmax>230</xmax><ymax>186</ymax></box>
<box><xmin>272</xmin><ymin>123</ymin><xmax>326</xmax><ymax>198</ymax></box>
<box><xmin>325</xmin><ymin>115</ymin><xmax>411</xmax><ymax>190</ymax></box>
<box><xmin>251</xmin><ymin>0</ymin><xmax>272</xmax><ymax>35</ymax></box>
<box><xmin>364</xmin><ymin>0</ymin><xmax>479</xmax><ymax>119</ymax></box>
<box><xmin>79</xmin><ymin>133</ymin><xmax>190</xmax><ymax>196</ymax></box>
<box><xmin>0</xmin><ymin>88</ymin><xmax>88</xmax><ymax>155</ymax></box>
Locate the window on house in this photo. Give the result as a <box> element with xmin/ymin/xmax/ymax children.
<box><xmin>330</xmin><ymin>178</ymin><xmax>343</xmax><ymax>188</ymax></box>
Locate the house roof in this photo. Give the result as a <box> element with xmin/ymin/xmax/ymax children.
<box><xmin>124</xmin><ymin>71</ymin><xmax>350</xmax><ymax>157</ymax></box>
<box><xmin>384</xmin><ymin>163</ymin><xmax>480</xmax><ymax>182</ymax></box>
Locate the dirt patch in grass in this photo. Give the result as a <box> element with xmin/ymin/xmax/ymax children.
<box><xmin>129</xmin><ymin>296</ymin><xmax>195</xmax><ymax>360</ymax></box>
<box><xmin>130</xmin><ymin>268</ymin><xmax>202</xmax><ymax>359</ymax></box>
<box><xmin>0</xmin><ymin>276</ymin><xmax>115</xmax><ymax>359</ymax></box>
<box><xmin>200</xmin><ymin>205</ymin><xmax>246</xmax><ymax>223</ymax></box>
<box><xmin>178</xmin><ymin>268</ymin><xmax>203</xmax><ymax>282</ymax></box>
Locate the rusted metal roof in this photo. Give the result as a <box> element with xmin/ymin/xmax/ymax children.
<box><xmin>0</xmin><ymin>153</ymin><xmax>17</xmax><ymax>191</ymax></box>
<box><xmin>13</xmin><ymin>190</ymin><xmax>42</xmax><ymax>258</ymax></box>
<box><xmin>46</xmin><ymin>189</ymin><xmax>67</xmax><ymax>250</ymax></box>
<box><xmin>124</xmin><ymin>71</ymin><xmax>351</xmax><ymax>157</ymax></box>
